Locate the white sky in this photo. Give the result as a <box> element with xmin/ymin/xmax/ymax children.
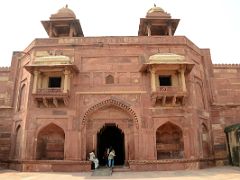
<box><xmin>0</xmin><ymin>0</ymin><xmax>240</xmax><ymax>66</ymax></box>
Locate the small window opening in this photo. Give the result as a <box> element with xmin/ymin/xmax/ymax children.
<box><xmin>159</xmin><ymin>76</ymin><xmax>172</xmax><ymax>86</ymax></box>
<box><xmin>48</xmin><ymin>77</ymin><xmax>61</xmax><ymax>88</ymax></box>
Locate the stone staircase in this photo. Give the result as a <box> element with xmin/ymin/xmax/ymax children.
<box><xmin>92</xmin><ymin>166</ymin><xmax>130</xmax><ymax>176</ymax></box>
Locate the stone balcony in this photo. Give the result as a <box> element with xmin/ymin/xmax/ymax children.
<box><xmin>33</xmin><ymin>88</ymin><xmax>69</xmax><ymax>107</ymax></box>
<box><xmin>151</xmin><ymin>86</ymin><xmax>187</xmax><ymax>106</ymax></box>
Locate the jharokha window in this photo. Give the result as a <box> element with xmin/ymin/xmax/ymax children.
<box><xmin>48</xmin><ymin>77</ymin><xmax>62</xmax><ymax>88</ymax></box>
<box><xmin>159</xmin><ymin>75</ymin><xmax>172</xmax><ymax>86</ymax></box>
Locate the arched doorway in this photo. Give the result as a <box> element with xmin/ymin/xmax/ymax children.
<box><xmin>97</xmin><ymin>124</ymin><xmax>125</xmax><ymax>166</ymax></box>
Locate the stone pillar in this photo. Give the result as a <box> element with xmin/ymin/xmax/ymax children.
<box><xmin>49</xmin><ymin>23</ymin><xmax>53</xmax><ymax>37</ymax></box>
<box><xmin>180</xmin><ymin>68</ymin><xmax>186</xmax><ymax>92</ymax></box>
<box><xmin>168</xmin><ymin>25</ymin><xmax>172</xmax><ymax>36</ymax></box>
<box><xmin>37</xmin><ymin>73</ymin><xmax>42</xmax><ymax>90</ymax></box>
<box><xmin>147</xmin><ymin>24</ymin><xmax>151</xmax><ymax>36</ymax></box>
<box><xmin>150</xmin><ymin>68</ymin><xmax>156</xmax><ymax>92</ymax></box>
<box><xmin>63</xmin><ymin>69</ymin><xmax>70</xmax><ymax>93</ymax></box>
<box><xmin>32</xmin><ymin>70</ymin><xmax>39</xmax><ymax>94</ymax></box>
<box><xmin>69</xmin><ymin>23</ymin><xmax>74</xmax><ymax>37</ymax></box>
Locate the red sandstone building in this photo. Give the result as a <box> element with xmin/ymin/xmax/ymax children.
<box><xmin>0</xmin><ymin>5</ymin><xmax>240</xmax><ymax>171</ymax></box>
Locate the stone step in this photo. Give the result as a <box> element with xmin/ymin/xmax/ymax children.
<box><xmin>92</xmin><ymin>167</ymin><xmax>112</xmax><ymax>176</ymax></box>
<box><xmin>112</xmin><ymin>165</ymin><xmax>131</xmax><ymax>172</ymax></box>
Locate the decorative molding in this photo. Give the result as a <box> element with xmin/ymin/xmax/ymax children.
<box><xmin>76</xmin><ymin>91</ymin><xmax>146</xmax><ymax>95</ymax></box>
<box><xmin>128</xmin><ymin>157</ymin><xmax>215</xmax><ymax>164</ymax></box>
<box><xmin>82</xmin><ymin>97</ymin><xmax>139</xmax><ymax>128</ymax></box>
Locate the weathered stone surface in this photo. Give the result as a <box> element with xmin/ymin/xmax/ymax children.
<box><xmin>0</xmin><ymin>5</ymin><xmax>239</xmax><ymax>172</ymax></box>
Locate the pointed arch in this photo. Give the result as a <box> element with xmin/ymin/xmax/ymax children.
<box><xmin>156</xmin><ymin>121</ymin><xmax>184</xmax><ymax>159</ymax></box>
<box><xmin>36</xmin><ymin>123</ymin><xmax>65</xmax><ymax>160</ymax></box>
<box><xmin>82</xmin><ymin>98</ymin><xmax>139</xmax><ymax>128</ymax></box>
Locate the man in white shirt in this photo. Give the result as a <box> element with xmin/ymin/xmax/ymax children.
<box><xmin>89</xmin><ymin>150</ymin><xmax>99</xmax><ymax>169</ymax></box>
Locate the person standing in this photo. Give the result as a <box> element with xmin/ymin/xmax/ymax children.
<box><xmin>103</xmin><ymin>148</ymin><xmax>109</xmax><ymax>167</ymax></box>
<box><xmin>108</xmin><ymin>149</ymin><xmax>116</xmax><ymax>168</ymax></box>
<box><xmin>89</xmin><ymin>150</ymin><xmax>99</xmax><ymax>169</ymax></box>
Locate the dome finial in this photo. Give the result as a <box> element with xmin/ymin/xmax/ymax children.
<box><xmin>65</xmin><ymin>4</ymin><xmax>68</xmax><ymax>8</ymax></box>
<box><xmin>147</xmin><ymin>3</ymin><xmax>165</xmax><ymax>14</ymax></box>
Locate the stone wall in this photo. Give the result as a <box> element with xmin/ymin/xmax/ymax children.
<box><xmin>211</xmin><ymin>64</ymin><xmax>240</xmax><ymax>165</ymax></box>
<box><xmin>0</xmin><ymin>68</ymin><xmax>12</xmax><ymax>162</ymax></box>
<box><xmin>0</xmin><ymin>52</ymin><xmax>21</xmax><ymax>164</ymax></box>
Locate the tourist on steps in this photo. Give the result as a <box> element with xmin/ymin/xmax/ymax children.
<box><xmin>108</xmin><ymin>149</ymin><xmax>116</xmax><ymax>168</ymax></box>
<box><xmin>89</xmin><ymin>150</ymin><xmax>99</xmax><ymax>169</ymax></box>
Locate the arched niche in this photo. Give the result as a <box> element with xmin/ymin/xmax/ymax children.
<box><xmin>201</xmin><ymin>123</ymin><xmax>210</xmax><ymax>158</ymax></box>
<box><xmin>36</xmin><ymin>123</ymin><xmax>65</xmax><ymax>160</ymax></box>
<box><xmin>105</xmin><ymin>75</ymin><xmax>114</xmax><ymax>84</ymax></box>
<box><xmin>156</xmin><ymin>122</ymin><xmax>184</xmax><ymax>159</ymax></box>
<box><xmin>14</xmin><ymin>125</ymin><xmax>22</xmax><ymax>159</ymax></box>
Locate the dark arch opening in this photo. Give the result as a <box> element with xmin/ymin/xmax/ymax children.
<box><xmin>97</xmin><ymin>124</ymin><xmax>125</xmax><ymax>166</ymax></box>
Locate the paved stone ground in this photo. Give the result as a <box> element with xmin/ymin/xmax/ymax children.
<box><xmin>0</xmin><ymin>166</ymin><xmax>240</xmax><ymax>180</ymax></box>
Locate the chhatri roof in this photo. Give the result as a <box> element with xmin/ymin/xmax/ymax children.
<box><xmin>146</xmin><ymin>4</ymin><xmax>171</xmax><ymax>18</ymax></box>
<box><xmin>25</xmin><ymin>55</ymin><xmax>79</xmax><ymax>73</ymax></box>
<box><xmin>139</xmin><ymin>53</ymin><xmax>194</xmax><ymax>72</ymax></box>
<box><xmin>147</xmin><ymin>4</ymin><xmax>164</xmax><ymax>14</ymax></box>
<box><xmin>149</xmin><ymin>53</ymin><xmax>185</xmax><ymax>63</ymax></box>
<box><xmin>50</xmin><ymin>5</ymin><xmax>76</xmax><ymax>20</ymax></box>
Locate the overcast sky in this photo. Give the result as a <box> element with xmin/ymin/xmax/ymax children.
<box><xmin>0</xmin><ymin>0</ymin><xmax>239</xmax><ymax>66</ymax></box>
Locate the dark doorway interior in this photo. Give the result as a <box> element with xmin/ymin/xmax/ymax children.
<box><xmin>48</xmin><ymin>77</ymin><xmax>62</xmax><ymax>88</ymax></box>
<box><xmin>159</xmin><ymin>75</ymin><xmax>172</xmax><ymax>86</ymax></box>
<box><xmin>97</xmin><ymin>124</ymin><xmax>125</xmax><ymax>166</ymax></box>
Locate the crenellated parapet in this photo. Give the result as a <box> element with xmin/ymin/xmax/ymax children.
<box><xmin>0</xmin><ymin>67</ymin><xmax>10</xmax><ymax>71</ymax></box>
<box><xmin>213</xmin><ymin>64</ymin><xmax>240</xmax><ymax>68</ymax></box>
